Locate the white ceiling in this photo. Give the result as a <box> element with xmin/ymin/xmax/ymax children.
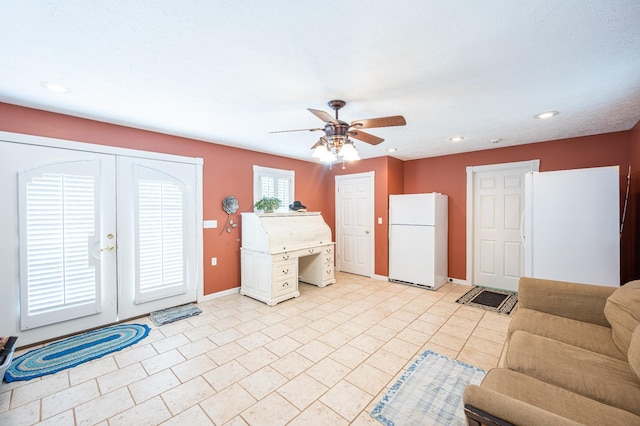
<box><xmin>1</xmin><ymin>1</ymin><xmax>640</xmax><ymax>162</ymax></box>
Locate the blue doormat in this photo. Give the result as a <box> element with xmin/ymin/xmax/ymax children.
<box><xmin>4</xmin><ymin>324</ymin><xmax>150</xmax><ymax>382</ymax></box>
<box><xmin>371</xmin><ymin>350</ymin><xmax>486</xmax><ymax>426</ymax></box>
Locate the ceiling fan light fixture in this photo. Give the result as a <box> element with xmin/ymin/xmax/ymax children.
<box><xmin>339</xmin><ymin>140</ymin><xmax>360</xmax><ymax>161</ymax></box>
<box><xmin>319</xmin><ymin>149</ymin><xmax>337</xmax><ymax>163</ymax></box>
<box><xmin>275</xmin><ymin>100</ymin><xmax>406</xmax><ymax>167</ymax></box>
<box><xmin>311</xmin><ymin>137</ymin><xmax>330</xmax><ymax>159</ymax></box>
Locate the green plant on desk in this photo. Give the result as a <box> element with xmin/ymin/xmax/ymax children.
<box><xmin>254</xmin><ymin>196</ymin><xmax>283</xmax><ymax>213</ymax></box>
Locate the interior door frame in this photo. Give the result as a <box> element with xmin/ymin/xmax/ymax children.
<box><xmin>466</xmin><ymin>159</ymin><xmax>539</xmax><ymax>286</ymax></box>
<box><xmin>335</xmin><ymin>171</ymin><xmax>375</xmax><ymax>277</ymax></box>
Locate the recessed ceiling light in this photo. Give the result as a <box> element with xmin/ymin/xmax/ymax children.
<box><xmin>387</xmin><ymin>148</ymin><xmax>398</xmax><ymax>153</ymax></box>
<box><xmin>534</xmin><ymin>111</ymin><xmax>558</xmax><ymax>119</ymax></box>
<box><xmin>41</xmin><ymin>81</ymin><xmax>72</xmax><ymax>93</ymax></box>
<box><xmin>449</xmin><ymin>136</ymin><xmax>464</xmax><ymax>142</ymax></box>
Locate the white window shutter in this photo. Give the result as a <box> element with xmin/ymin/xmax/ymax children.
<box><xmin>19</xmin><ymin>161</ymin><xmax>101</xmax><ymax>330</ymax></box>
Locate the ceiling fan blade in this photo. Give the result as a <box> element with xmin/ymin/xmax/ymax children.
<box><xmin>308</xmin><ymin>108</ymin><xmax>339</xmax><ymax>124</ymax></box>
<box><xmin>350</xmin><ymin>115</ymin><xmax>406</xmax><ymax>129</ymax></box>
<box><xmin>349</xmin><ymin>130</ymin><xmax>384</xmax><ymax>145</ymax></box>
<box><xmin>269</xmin><ymin>128</ymin><xmax>323</xmax><ymax>134</ymax></box>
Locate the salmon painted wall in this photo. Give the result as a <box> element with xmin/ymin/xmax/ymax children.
<box><xmin>0</xmin><ymin>103</ymin><xmax>331</xmax><ymax>296</ymax></box>
<box><xmin>2</xmin><ymin>102</ymin><xmax>637</xmax><ymax>290</ymax></box>
<box><xmin>404</xmin><ymin>131</ymin><xmax>636</xmax><ymax>283</ymax></box>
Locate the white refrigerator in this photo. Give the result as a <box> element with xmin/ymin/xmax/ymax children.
<box><xmin>389</xmin><ymin>193</ymin><xmax>448</xmax><ymax>290</ymax></box>
<box><xmin>523</xmin><ymin>166</ymin><xmax>620</xmax><ymax>287</ymax></box>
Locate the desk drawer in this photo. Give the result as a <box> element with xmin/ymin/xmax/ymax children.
<box><xmin>274</xmin><ymin>253</ymin><xmax>294</xmax><ymax>262</ymax></box>
<box><xmin>273</xmin><ymin>260</ymin><xmax>296</xmax><ymax>280</ymax></box>
<box><xmin>273</xmin><ymin>276</ymin><xmax>297</xmax><ymax>298</ymax></box>
<box><xmin>324</xmin><ymin>263</ymin><xmax>334</xmax><ymax>276</ymax></box>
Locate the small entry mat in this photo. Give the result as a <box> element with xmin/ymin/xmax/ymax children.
<box><xmin>150</xmin><ymin>303</ymin><xmax>202</xmax><ymax>326</ymax></box>
<box><xmin>456</xmin><ymin>286</ymin><xmax>518</xmax><ymax>315</ymax></box>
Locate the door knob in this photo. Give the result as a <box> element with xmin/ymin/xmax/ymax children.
<box><xmin>365</xmin><ymin>230</ymin><xmax>370</xmax><ymax>234</ymax></box>
<box><xmin>101</xmin><ymin>245</ymin><xmax>115</xmax><ymax>252</ymax></box>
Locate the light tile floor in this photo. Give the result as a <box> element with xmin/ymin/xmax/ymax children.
<box><xmin>0</xmin><ymin>272</ymin><xmax>513</xmax><ymax>425</ymax></box>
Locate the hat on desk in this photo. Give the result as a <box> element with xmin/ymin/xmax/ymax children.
<box><xmin>289</xmin><ymin>201</ymin><xmax>306</xmax><ymax>211</ymax></box>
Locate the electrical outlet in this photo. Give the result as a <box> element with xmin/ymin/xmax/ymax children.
<box><xmin>211</xmin><ymin>257</ymin><xmax>217</xmax><ymax>266</ymax></box>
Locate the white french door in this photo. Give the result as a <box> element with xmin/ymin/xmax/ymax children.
<box><xmin>0</xmin><ymin>133</ymin><xmax>201</xmax><ymax>346</ymax></box>
<box><xmin>2</xmin><ymin>142</ymin><xmax>118</xmax><ymax>344</ymax></box>
<box><xmin>117</xmin><ymin>156</ymin><xmax>199</xmax><ymax>320</ymax></box>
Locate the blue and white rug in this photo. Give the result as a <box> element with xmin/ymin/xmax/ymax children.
<box><xmin>371</xmin><ymin>350</ymin><xmax>486</xmax><ymax>426</ymax></box>
<box><xmin>4</xmin><ymin>324</ymin><xmax>150</xmax><ymax>382</ymax></box>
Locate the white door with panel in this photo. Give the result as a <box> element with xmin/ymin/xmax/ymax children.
<box><xmin>1</xmin><ymin>142</ymin><xmax>118</xmax><ymax>345</ymax></box>
<box><xmin>116</xmin><ymin>156</ymin><xmax>199</xmax><ymax>320</ymax></box>
<box><xmin>0</xmin><ymin>135</ymin><xmax>200</xmax><ymax>346</ymax></box>
<box><xmin>473</xmin><ymin>168</ymin><xmax>527</xmax><ymax>292</ymax></box>
<box><xmin>335</xmin><ymin>172</ymin><xmax>374</xmax><ymax>277</ymax></box>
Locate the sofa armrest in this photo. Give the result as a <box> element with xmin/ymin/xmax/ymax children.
<box><xmin>463</xmin><ymin>385</ymin><xmax>582</xmax><ymax>426</ymax></box>
<box><xmin>518</xmin><ymin>277</ymin><xmax>614</xmax><ymax>327</ymax></box>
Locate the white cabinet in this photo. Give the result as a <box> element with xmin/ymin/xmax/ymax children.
<box><xmin>240</xmin><ymin>213</ymin><xmax>335</xmax><ymax>306</ymax></box>
<box><xmin>240</xmin><ymin>250</ymin><xmax>299</xmax><ymax>306</ymax></box>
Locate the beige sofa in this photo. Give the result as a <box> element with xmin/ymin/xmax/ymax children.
<box><xmin>463</xmin><ymin>277</ymin><xmax>640</xmax><ymax>425</ymax></box>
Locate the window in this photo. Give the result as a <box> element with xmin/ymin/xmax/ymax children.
<box><xmin>253</xmin><ymin>165</ymin><xmax>294</xmax><ymax>212</ymax></box>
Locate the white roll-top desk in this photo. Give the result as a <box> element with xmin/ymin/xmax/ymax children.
<box><xmin>240</xmin><ymin>212</ymin><xmax>335</xmax><ymax>306</ymax></box>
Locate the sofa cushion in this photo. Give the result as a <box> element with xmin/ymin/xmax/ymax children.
<box><xmin>518</xmin><ymin>277</ymin><xmax>613</xmax><ymax>327</ymax></box>
<box><xmin>508</xmin><ymin>308</ymin><xmax>625</xmax><ymax>360</ymax></box>
<box><xmin>505</xmin><ymin>330</ymin><xmax>640</xmax><ymax>416</ymax></box>
<box><xmin>466</xmin><ymin>368</ymin><xmax>640</xmax><ymax>425</ymax></box>
<box><xmin>604</xmin><ymin>280</ymin><xmax>640</xmax><ymax>354</ymax></box>
<box><xmin>630</xmin><ymin>326</ymin><xmax>640</xmax><ymax>381</ymax></box>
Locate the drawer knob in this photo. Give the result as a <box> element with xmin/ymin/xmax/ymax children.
<box><xmin>282</xmin><ymin>255</ymin><xmax>290</xmax><ymax>260</ymax></box>
<box><xmin>282</xmin><ymin>282</ymin><xmax>289</xmax><ymax>287</ymax></box>
<box><xmin>282</xmin><ymin>269</ymin><xmax>289</xmax><ymax>274</ymax></box>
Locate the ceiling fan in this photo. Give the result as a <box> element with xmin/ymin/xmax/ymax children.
<box><xmin>270</xmin><ymin>100</ymin><xmax>406</xmax><ymax>164</ymax></box>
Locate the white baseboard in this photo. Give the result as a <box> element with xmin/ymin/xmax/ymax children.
<box><xmin>198</xmin><ymin>286</ymin><xmax>240</xmax><ymax>303</ymax></box>
<box><xmin>372</xmin><ymin>274</ymin><xmax>469</xmax><ymax>286</ymax></box>
<box><xmin>448</xmin><ymin>277</ymin><xmax>470</xmax><ymax>286</ymax></box>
